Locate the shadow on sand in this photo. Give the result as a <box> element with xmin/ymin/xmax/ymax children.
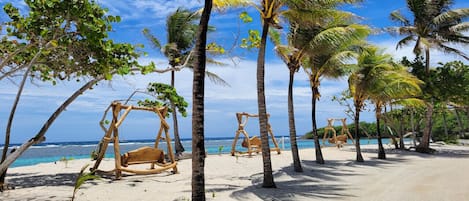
<box><xmin>228</xmin><ymin>155</ymin><xmax>410</xmax><ymax>201</ymax></box>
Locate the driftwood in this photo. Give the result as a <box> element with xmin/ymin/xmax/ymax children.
<box><xmin>121</xmin><ymin>146</ymin><xmax>165</xmax><ymax>167</ymax></box>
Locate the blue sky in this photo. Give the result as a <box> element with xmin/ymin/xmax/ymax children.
<box><xmin>0</xmin><ymin>0</ymin><xmax>468</xmax><ymax>143</ymax></box>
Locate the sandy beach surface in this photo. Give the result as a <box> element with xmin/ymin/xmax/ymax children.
<box><xmin>1</xmin><ymin>143</ymin><xmax>469</xmax><ymax>201</ymax></box>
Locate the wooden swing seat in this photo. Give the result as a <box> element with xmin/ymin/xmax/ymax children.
<box><xmin>242</xmin><ymin>136</ymin><xmax>262</xmax><ymax>149</ymax></box>
<box><xmin>121</xmin><ymin>146</ymin><xmax>165</xmax><ymax>167</ymax></box>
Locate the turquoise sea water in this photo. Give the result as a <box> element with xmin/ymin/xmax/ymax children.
<box><xmin>2</xmin><ymin>137</ymin><xmax>395</xmax><ymax>168</ymax></box>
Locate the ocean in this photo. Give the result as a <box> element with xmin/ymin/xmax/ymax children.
<box><xmin>1</xmin><ymin>137</ymin><xmax>394</xmax><ymax>167</ymax></box>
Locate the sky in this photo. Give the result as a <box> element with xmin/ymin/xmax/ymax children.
<box><xmin>0</xmin><ymin>0</ymin><xmax>468</xmax><ymax>143</ymax></box>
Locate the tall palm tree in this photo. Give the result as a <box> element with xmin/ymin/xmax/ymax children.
<box><xmin>254</xmin><ymin>0</ymin><xmax>283</xmax><ymax>188</ymax></box>
<box><xmin>191</xmin><ymin>1</ymin><xmax>251</xmax><ymax>199</ymax></box>
<box><xmin>271</xmin><ymin>29</ymin><xmax>304</xmax><ymax>172</ymax></box>
<box><xmin>192</xmin><ymin>1</ymin><xmax>212</xmax><ymax>199</ymax></box>
<box><xmin>364</xmin><ymin>47</ymin><xmax>423</xmax><ymax>159</ymax></box>
<box><xmin>302</xmin><ymin>26</ymin><xmax>369</xmax><ymax>164</ymax></box>
<box><xmin>388</xmin><ymin>0</ymin><xmax>469</xmax><ymax>153</ymax></box>
<box><xmin>143</xmin><ymin>8</ymin><xmax>200</xmax><ymax>157</ymax></box>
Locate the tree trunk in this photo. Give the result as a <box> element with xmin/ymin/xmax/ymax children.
<box><xmin>311</xmin><ymin>84</ymin><xmax>324</xmax><ymax>164</ymax></box>
<box><xmin>416</xmin><ymin>103</ymin><xmax>433</xmax><ymax>153</ymax></box>
<box><xmin>416</xmin><ymin>48</ymin><xmax>434</xmax><ymax>153</ymax></box>
<box><xmin>354</xmin><ymin>101</ymin><xmax>364</xmax><ymax>162</ymax></box>
<box><xmin>442</xmin><ymin>108</ymin><xmax>448</xmax><ymax>138</ymax></box>
<box><xmin>0</xmin><ymin>66</ymin><xmax>32</xmax><ymax>186</ymax></box>
<box><xmin>410</xmin><ymin>109</ymin><xmax>417</xmax><ymax>147</ymax></box>
<box><xmin>170</xmin><ymin>70</ymin><xmax>185</xmax><ymax>157</ymax></box>
<box><xmin>454</xmin><ymin>108</ymin><xmax>464</xmax><ymax>137</ymax></box>
<box><xmin>0</xmin><ymin>78</ymin><xmax>101</xmax><ymax>175</ymax></box>
<box><xmin>399</xmin><ymin>111</ymin><xmax>405</xmax><ymax>150</ymax></box>
<box><xmin>191</xmin><ymin>1</ymin><xmax>211</xmax><ymax>200</ymax></box>
<box><xmin>287</xmin><ymin>67</ymin><xmax>302</xmax><ymax>172</ymax></box>
<box><xmin>257</xmin><ymin>19</ymin><xmax>276</xmax><ymax>188</ymax></box>
<box><xmin>376</xmin><ymin>104</ymin><xmax>386</xmax><ymax>159</ymax></box>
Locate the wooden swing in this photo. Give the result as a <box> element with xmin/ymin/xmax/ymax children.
<box><xmin>231</xmin><ymin>112</ymin><xmax>281</xmax><ymax>156</ymax></box>
<box><xmin>322</xmin><ymin>118</ymin><xmax>355</xmax><ymax>147</ymax></box>
<box><xmin>90</xmin><ymin>101</ymin><xmax>177</xmax><ymax>179</ymax></box>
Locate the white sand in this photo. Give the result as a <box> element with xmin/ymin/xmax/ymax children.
<box><xmin>1</xmin><ymin>143</ymin><xmax>469</xmax><ymax>201</ymax></box>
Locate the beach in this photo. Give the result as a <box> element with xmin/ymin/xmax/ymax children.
<box><xmin>1</xmin><ymin>143</ymin><xmax>469</xmax><ymax>201</ymax></box>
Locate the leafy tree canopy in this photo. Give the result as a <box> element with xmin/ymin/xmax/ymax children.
<box><xmin>1</xmin><ymin>0</ymin><xmax>150</xmax><ymax>83</ymax></box>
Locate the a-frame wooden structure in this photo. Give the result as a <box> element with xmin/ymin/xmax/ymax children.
<box><xmin>231</xmin><ymin>112</ymin><xmax>281</xmax><ymax>156</ymax></box>
<box><xmin>91</xmin><ymin>101</ymin><xmax>177</xmax><ymax>179</ymax></box>
<box><xmin>322</xmin><ymin>118</ymin><xmax>355</xmax><ymax>147</ymax></box>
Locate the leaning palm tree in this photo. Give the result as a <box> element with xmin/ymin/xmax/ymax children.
<box><xmin>364</xmin><ymin>48</ymin><xmax>423</xmax><ymax>159</ymax></box>
<box><xmin>388</xmin><ymin>0</ymin><xmax>469</xmax><ymax>153</ymax></box>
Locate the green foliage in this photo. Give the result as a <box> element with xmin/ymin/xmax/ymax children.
<box><xmin>304</xmin><ymin>121</ymin><xmax>378</xmax><ymax>139</ymax></box>
<box><xmin>240</xmin><ymin>29</ymin><xmax>261</xmax><ymax>49</ymax></box>
<box><xmin>206</xmin><ymin>42</ymin><xmax>226</xmax><ymax>55</ymax></box>
<box><xmin>1</xmin><ymin>0</ymin><xmax>146</xmax><ymax>82</ymax></box>
<box><xmin>59</xmin><ymin>156</ymin><xmax>74</xmax><ymax>168</ymax></box>
<box><xmin>239</xmin><ymin>11</ymin><xmax>252</xmax><ymax>23</ymax></box>
<box><xmin>138</xmin><ymin>83</ymin><xmax>188</xmax><ymax>117</ymax></box>
<box><xmin>218</xmin><ymin>145</ymin><xmax>224</xmax><ymax>155</ymax></box>
<box><xmin>72</xmin><ymin>164</ymin><xmax>100</xmax><ymax>201</ymax></box>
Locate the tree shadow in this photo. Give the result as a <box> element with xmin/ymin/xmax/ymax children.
<box><xmin>6</xmin><ymin>173</ymin><xmax>78</xmax><ymax>188</ymax></box>
<box><xmin>230</xmin><ymin>154</ymin><xmax>412</xmax><ymax>201</ymax></box>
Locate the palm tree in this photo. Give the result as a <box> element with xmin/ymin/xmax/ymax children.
<box><xmin>143</xmin><ymin>8</ymin><xmax>231</xmax><ymax>158</ymax></box>
<box><xmin>388</xmin><ymin>0</ymin><xmax>469</xmax><ymax>153</ymax></box>
<box><xmin>191</xmin><ymin>1</ymin><xmax>251</xmax><ymax>199</ymax></box>
<box><xmin>349</xmin><ymin>46</ymin><xmax>423</xmax><ymax>161</ymax></box>
<box><xmin>364</xmin><ymin>48</ymin><xmax>423</xmax><ymax>159</ymax></box>
<box><xmin>272</xmin><ymin>0</ymin><xmax>366</xmax><ymax>170</ymax></box>
<box><xmin>271</xmin><ymin>29</ymin><xmax>303</xmax><ymax>172</ymax></box>
<box><xmin>192</xmin><ymin>1</ymin><xmax>212</xmax><ymax>199</ymax></box>
<box><xmin>143</xmin><ymin>8</ymin><xmax>200</xmax><ymax>157</ymax></box>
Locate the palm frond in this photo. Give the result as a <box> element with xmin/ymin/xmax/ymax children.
<box><xmin>392</xmin><ymin>98</ymin><xmax>426</xmax><ymax>108</ymax></box>
<box><xmin>433</xmin><ymin>8</ymin><xmax>469</xmax><ymax>25</ymax></box>
<box><xmin>312</xmin><ymin>24</ymin><xmax>370</xmax><ymax>50</ymax></box>
<box><xmin>390</xmin><ymin>10</ymin><xmax>410</xmax><ymax>26</ymax></box>
<box><xmin>449</xmin><ymin>22</ymin><xmax>469</xmax><ymax>32</ymax></box>
<box><xmin>205</xmin><ymin>70</ymin><xmax>231</xmax><ymax>87</ymax></box>
<box><xmin>206</xmin><ymin>58</ymin><xmax>228</xmax><ymax>66</ymax></box>
<box><xmin>142</xmin><ymin>28</ymin><xmax>162</xmax><ymax>50</ymax></box>
<box><xmin>396</xmin><ymin>35</ymin><xmax>416</xmax><ymax>50</ymax></box>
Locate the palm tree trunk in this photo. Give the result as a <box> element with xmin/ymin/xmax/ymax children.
<box><xmin>0</xmin><ymin>66</ymin><xmax>32</xmax><ymax>187</ymax></box>
<box><xmin>399</xmin><ymin>111</ymin><xmax>405</xmax><ymax>150</ymax></box>
<box><xmin>0</xmin><ymin>78</ymin><xmax>102</xmax><ymax>175</ymax></box>
<box><xmin>417</xmin><ymin>48</ymin><xmax>434</xmax><ymax>153</ymax></box>
<box><xmin>376</xmin><ymin>104</ymin><xmax>386</xmax><ymax>159</ymax></box>
<box><xmin>287</xmin><ymin>68</ymin><xmax>302</xmax><ymax>172</ymax></box>
<box><xmin>410</xmin><ymin>108</ymin><xmax>417</xmax><ymax>147</ymax></box>
<box><xmin>354</xmin><ymin>101</ymin><xmax>364</xmax><ymax>162</ymax></box>
<box><xmin>170</xmin><ymin>70</ymin><xmax>185</xmax><ymax>156</ymax></box>
<box><xmin>311</xmin><ymin>85</ymin><xmax>324</xmax><ymax>164</ymax></box>
<box><xmin>191</xmin><ymin>1</ymin><xmax>211</xmax><ymax>200</ymax></box>
<box><xmin>257</xmin><ymin>19</ymin><xmax>276</xmax><ymax>188</ymax></box>
<box><xmin>416</xmin><ymin>102</ymin><xmax>433</xmax><ymax>153</ymax></box>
